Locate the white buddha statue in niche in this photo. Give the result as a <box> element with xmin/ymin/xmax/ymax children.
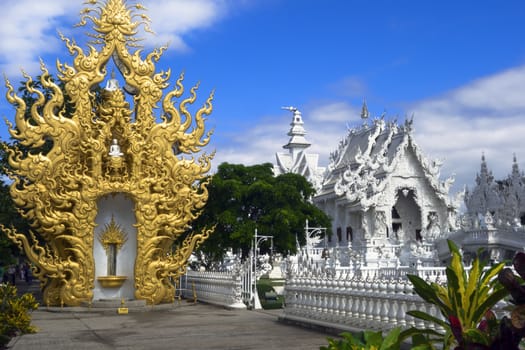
<box><xmin>109</xmin><ymin>139</ymin><xmax>123</xmax><ymax>157</ymax></box>
<box><xmin>105</xmin><ymin>70</ymin><xmax>119</xmax><ymax>91</ymax></box>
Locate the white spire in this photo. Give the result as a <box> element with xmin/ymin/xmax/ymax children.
<box><xmin>281</xmin><ymin>106</ymin><xmax>310</xmax><ymax>159</ymax></box>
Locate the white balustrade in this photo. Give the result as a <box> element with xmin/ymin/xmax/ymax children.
<box><xmin>280</xmin><ymin>265</ymin><xmax>453</xmax><ymax>334</ymax></box>
<box><xmin>181</xmin><ymin>268</ymin><xmax>247</xmax><ymax>309</ymax></box>
<box><xmin>180</xmin><ymin>256</ymin><xmax>508</xmax><ymax>337</ymax></box>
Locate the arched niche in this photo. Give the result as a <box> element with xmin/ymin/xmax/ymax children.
<box><xmin>93</xmin><ymin>193</ymin><xmax>137</xmax><ymax>300</ymax></box>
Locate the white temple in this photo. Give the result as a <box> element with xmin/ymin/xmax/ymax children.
<box><xmin>272</xmin><ymin>102</ymin><xmax>525</xmax><ymax>271</ymax></box>
<box><xmin>274</xmin><ymin>107</ymin><xmax>325</xmax><ymax>191</ymax></box>
<box><xmin>440</xmin><ymin>154</ymin><xmax>525</xmax><ymax>263</ymax></box>
<box><xmin>181</xmin><ymin>103</ymin><xmax>525</xmax><ymax>326</ymax></box>
<box><xmin>312</xmin><ymin>103</ymin><xmax>460</xmax><ymax>268</ymax></box>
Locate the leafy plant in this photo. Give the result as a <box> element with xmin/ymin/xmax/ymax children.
<box><xmin>406</xmin><ymin>240</ymin><xmax>508</xmax><ymax>349</ymax></box>
<box><xmin>0</xmin><ymin>283</ymin><xmax>39</xmax><ymax>347</ymax></box>
<box><xmin>493</xmin><ymin>251</ymin><xmax>525</xmax><ymax>349</ymax></box>
<box><xmin>320</xmin><ymin>327</ymin><xmax>402</xmax><ymax>350</ymax></box>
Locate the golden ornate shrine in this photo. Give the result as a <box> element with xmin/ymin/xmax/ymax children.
<box><xmin>2</xmin><ymin>0</ymin><xmax>214</xmax><ymax>305</ymax></box>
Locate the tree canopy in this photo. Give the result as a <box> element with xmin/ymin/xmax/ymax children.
<box><xmin>0</xmin><ymin>144</ymin><xmax>27</xmax><ymax>266</ymax></box>
<box><xmin>191</xmin><ymin>162</ymin><xmax>331</xmax><ymax>266</ymax></box>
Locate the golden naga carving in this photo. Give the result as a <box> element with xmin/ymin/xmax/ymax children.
<box><xmin>2</xmin><ymin>0</ymin><xmax>214</xmax><ymax>305</ymax></box>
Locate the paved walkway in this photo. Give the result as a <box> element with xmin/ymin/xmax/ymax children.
<box><xmin>9</xmin><ymin>283</ymin><xmax>333</xmax><ymax>350</ymax></box>
<box><xmin>8</xmin><ymin>304</ymin><xmax>332</xmax><ymax>350</ymax></box>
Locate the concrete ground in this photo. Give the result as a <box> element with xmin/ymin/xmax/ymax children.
<box><xmin>9</xmin><ymin>282</ymin><xmax>333</xmax><ymax>350</ymax></box>
<box><xmin>8</xmin><ymin>304</ymin><xmax>332</xmax><ymax>350</ymax></box>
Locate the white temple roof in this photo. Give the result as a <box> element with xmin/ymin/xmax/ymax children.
<box><xmin>318</xmin><ymin>111</ymin><xmax>456</xmax><ymax>210</ymax></box>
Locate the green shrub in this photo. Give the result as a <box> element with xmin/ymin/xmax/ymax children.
<box><xmin>0</xmin><ymin>283</ymin><xmax>39</xmax><ymax>347</ymax></box>
<box><xmin>321</xmin><ymin>327</ymin><xmax>402</xmax><ymax>350</ymax></box>
<box><xmin>256</xmin><ymin>277</ymin><xmax>284</xmax><ymax>309</ymax></box>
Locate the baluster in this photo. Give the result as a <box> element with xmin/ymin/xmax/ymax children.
<box><xmin>396</xmin><ymin>279</ymin><xmax>407</xmax><ymax>327</ymax></box>
<box><xmin>343</xmin><ymin>275</ymin><xmax>352</xmax><ymax>322</ymax></box>
<box><xmin>358</xmin><ymin>277</ymin><xmax>368</xmax><ymax>326</ymax></box>
<box><xmin>329</xmin><ymin>278</ymin><xmax>338</xmax><ymax>322</ymax></box>
<box><xmin>314</xmin><ymin>276</ymin><xmax>322</xmax><ymax>319</ymax></box>
<box><xmin>321</xmin><ymin>277</ymin><xmax>329</xmax><ymax>320</ymax></box>
<box><xmin>349</xmin><ymin>277</ymin><xmax>358</xmax><ymax>321</ymax></box>
<box><xmin>368</xmin><ymin>278</ymin><xmax>378</xmax><ymax>326</ymax></box>
<box><xmin>337</xmin><ymin>276</ymin><xmax>346</xmax><ymax>322</ymax></box>
<box><xmin>387</xmin><ymin>279</ymin><xmax>399</xmax><ymax>326</ymax></box>
<box><xmin>380</xmin><ymin>278</ymin><xmax>390</xmax><ymax>324</ymax></box>
<box><xmin>426</xmin><ymin>303</ymin><xmax>437</xmax><ymax>330</ymax></box>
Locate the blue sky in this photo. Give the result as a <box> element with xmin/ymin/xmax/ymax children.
<box><xmin>1</xmin><ymin>0</ymin><xmax>525</xmax><ymax>195</ymax></box>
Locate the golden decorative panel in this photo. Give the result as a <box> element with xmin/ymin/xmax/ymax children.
<box><xmin>2</xmin><ymin>0</ymin><xmax>214</xmax><ymax>305</ymax></box>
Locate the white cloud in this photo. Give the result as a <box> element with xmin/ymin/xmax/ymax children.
<box><xmin>213</xmin><ymin>64</ymin><xmax>525</xmax><ymax>199</ymax></box>
<box><xmin>0</xmin><ymin>0</ymin><xmax>82</xmax><ymax>77</ymax></box>
<box><xmin>212</xmin><ymin>116</ymin><xmax>286</xmax><ymax>167</ymax></box>
<box><xmin>144</xmin><ymin>0</ymin><xmax>228</xmax><ymax>50</ymax></box>
<box><xmin>411</xmin><ymin>64</ymin><xmax>525</xmax><ymax>193</ymax></box>
<box><xmin>308</xmin><ymin>101</ymin><xmax>360</xmax><ymax>123</ymax></box>
<box><xmin>211</xmin><ymin>103</ymin><xmax>361</xmax><ymax>171</ymax></box>
<box><xmin>0</xmin><ymin>0</ymin><xmax>238</xmax><ymax>78</ymax></box>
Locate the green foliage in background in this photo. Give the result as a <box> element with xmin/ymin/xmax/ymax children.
<box><xmin>191</xmin><ymin>162</ymin><xmax>331</xmax><ymax>267</ymax></box>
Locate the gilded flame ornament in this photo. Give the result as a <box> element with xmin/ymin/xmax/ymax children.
<box><xmin>2</xmin><ymin>0</ymin><xmax>214</xmax><ymax>305</ymax></box>
<box><xmin>98</xmin><ymin>216</ymin><xmax>128</xmax><ymax>253</ymax></box>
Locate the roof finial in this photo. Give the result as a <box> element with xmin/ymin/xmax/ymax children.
<box><xmin>360</xmin><ymin>99</ymin><xmax>369</xmax><ymax>122</ymax></box>
<box><xmin>282</xmin><ymin>106</ymin><xmax>298</xmax><ymax>113</ymax></box>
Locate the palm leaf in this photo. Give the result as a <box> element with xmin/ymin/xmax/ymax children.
<box><xmin>480</xmin><ymin>262</ymin><xmax>505</xmax><ymax>287</ymax></box>
<box><xmin>471</xmin><ymin>286</ymin><xmax>509</xmax><ymax>323</ymax></box>
<box><xmin>464</xmin><ymin>255</ymin><xmax>481</xmax><ymax>325</ymax></box>
<box><xmin>446</xmin><ymin>266</ymin><xmax>463</xmax><ymax>320</ymax></box>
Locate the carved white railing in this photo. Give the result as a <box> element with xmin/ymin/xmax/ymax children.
<box><xmin>282</xmin><ymin>272</ymin><xmax>444</xmax><ymax>332</ymax></box>
<box><xmin>180</xmin><ymin>267</ymin><xmax>248</xmax><ymax>309</ymax></box>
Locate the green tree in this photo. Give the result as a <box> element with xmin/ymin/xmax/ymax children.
<box><xmin>0</xmin><ymin>143</ymin><xmax>24</xmax><ymax>267</ymax></box>
<box><xmin>191</xmin><ymin>162</ymin><xmax>331</xmax><ymax>266</ymax></box>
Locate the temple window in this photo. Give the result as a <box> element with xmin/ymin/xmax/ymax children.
<box><xmin>392</xmin><ymin>207</ymin><xmax>400</xmax><ymax>219</ymax></box>
<box><xmin>393</xmin><ymin>223</ymin><xmax>402</xmax><ymax>233</ymax></box>
<box><xmin>346</xmin><ymin>226</ymin><xmax>353</xmax><ymax>241</ymax></box>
